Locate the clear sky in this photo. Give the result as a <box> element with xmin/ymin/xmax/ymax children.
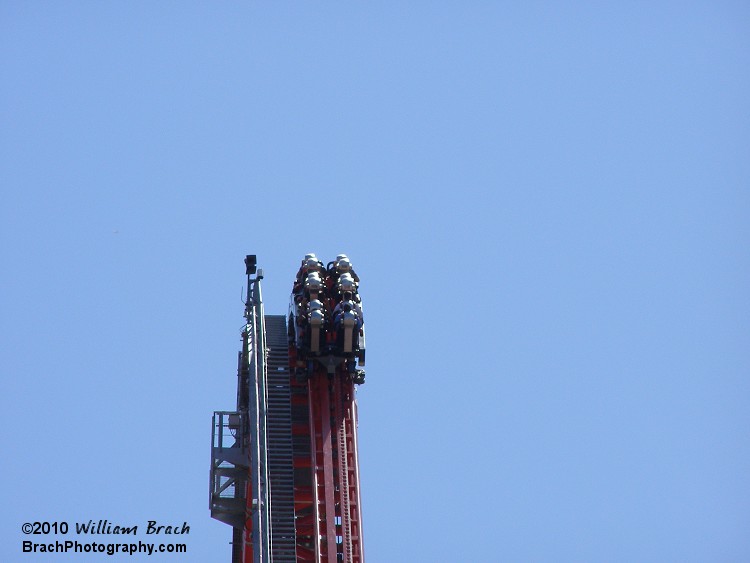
<box><xmin>2</xmin><ymin>3</ymin><xmax>748</xmax><ymax>562</ymax></box>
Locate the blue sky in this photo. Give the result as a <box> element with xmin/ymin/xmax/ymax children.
<box><xmin>2</xmin><ymin>3</ymin><xmax>749</xmax><ymax>562</ymax></box>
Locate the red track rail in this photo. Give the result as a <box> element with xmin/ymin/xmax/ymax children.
<box><xmin>334</xmin><ymin>374</ymin><xmax>364</xmax><ymax>563</ymax></box>
<box><xmin>288</xmin><ymin>356</ymin><xmax>364</xmax><ymax>563</ymax></box>
<box><xmin>240</xmin><ymin>362</ymin><xmax>363</xmax><ymax>563</ymax></box>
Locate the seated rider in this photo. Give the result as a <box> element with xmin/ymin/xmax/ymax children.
<box><xmin>327</xmin><ymin>254</ymin><xmax>360</xmax><ymax>294</ymax></box>
<box><xmin>294</xmin><ymin>253</ymin><xmax>326</xmax><ymax>295</ymax></box>
<box><xmin>333</xmin><ymin>296</ymin><xmax>363</xmax><ymax>353</ymax></box>
<box><xmin>306</xmin><ymin>299</ymin><xmax>326</xmax><ymax>353</ymax></box>
<box><xmin>334</xmin><ymin>273</ymin><xmax>359</xmax><ymax>306</ymax></box>
<box><xmin>332</xmin><ymin>292</ymin><xmax>363</xmax><ymax>323</ymax></box>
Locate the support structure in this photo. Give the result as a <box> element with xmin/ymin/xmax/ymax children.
<box><xmin>211</xmin><ymin>255</ymin><xmax>366</xmax><ymax>563</ymax></box>
<box><xmin>299</xmin><ymin>368</ymin><xmax>364</xmax><ymax>563</ymax></box>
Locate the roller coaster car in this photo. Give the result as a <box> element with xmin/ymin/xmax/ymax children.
<box><xmin>288</xmin><ymin>295</ymin><xmax>365</xmax><ymax>362</ymax></box>
<box><xmin>288</xmin><ymin>255</ymin><xmax>366</xmax><ymax>374</ymax></box>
